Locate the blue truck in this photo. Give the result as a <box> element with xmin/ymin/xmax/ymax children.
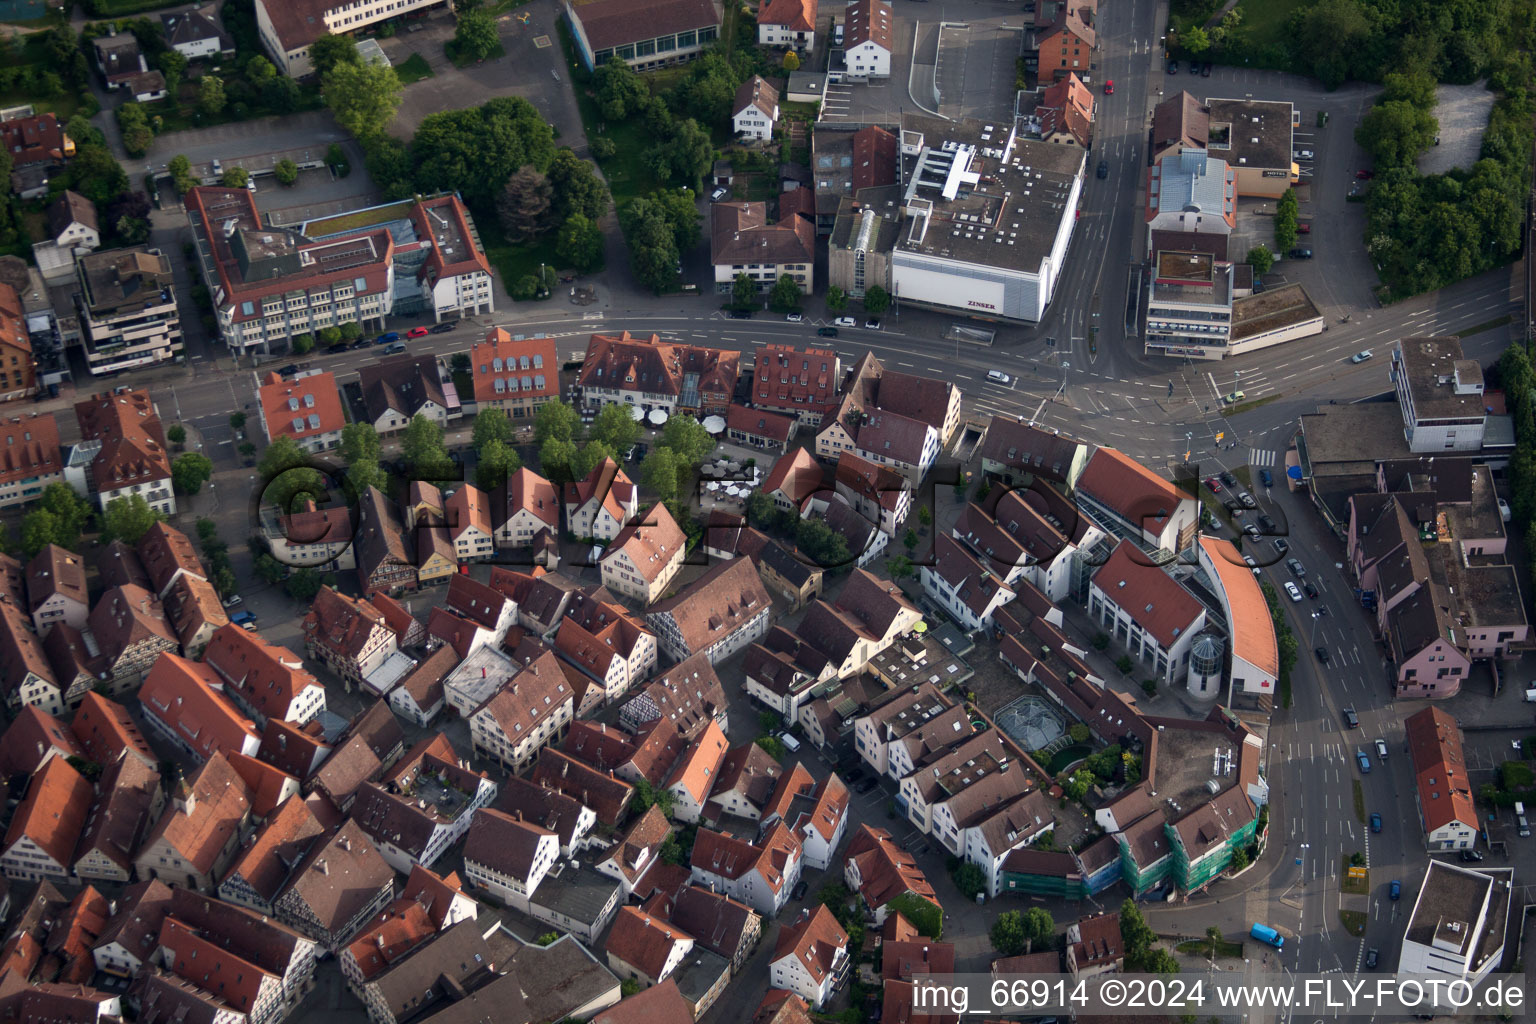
<box><xmin>229</xmin><ymin>609</ymin><xmax>257</xmax><ymax>630</ymax></box>
<box><xmin>1250</xmin><ymin>923</ymin><xmax>1284</xmax><ymax>949</ymax></box>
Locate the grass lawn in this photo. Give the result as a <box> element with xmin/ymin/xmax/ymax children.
<box><xmin>447</xmin><ymin>40</ymin><xmax>506</xmax><ymax>68</ymax></box>
<box><xmin>18</xmin><ymin>208</ymin><xmax>46</xmax><ymax>246</ymax></box>
<box><xmin>1229</xmin><ymin>393</ymin><xmax>1282</xmax><ymax>416</ymax></box>
<box><xmin>1338</xmin><ymin>909</ymin><xmax>1367</xmax><ymax>936</ymax></box>
<box><xmin>395</xmin><ymin>53</ymin><xmax>434</xmax><ymax>85</ymax></box>
<box><xmin>1234</xmin><ymin>0</ymin><xmax>1308</xmax><ymax>51</ymax></box>
<box><xmin>558</xmin><ymin>20</ymin><xmax>664</xmax><ymax>206</ymax></box>
<box><xmin>304</xmin><ymin>199</ymin><xmax>415</xmax><ymax>236</ymax></box>
<box><xmin>1175</xmin><ymin>939</ymin><xmax>1245</xmax><ymax>958</ymax></box>
<box><xmin>480</xmin><ymin>220</ymin><xmax>565</xmax><ymax>299</ymax></box>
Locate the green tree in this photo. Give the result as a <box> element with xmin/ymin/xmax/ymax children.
<box><xmin>309</xmin><ymin>33</ymin><xmax>362</xmax><ymax>78</ymax></box>
<box><xmin>863</xmin><ymin>285</ymin><xmax>891</xmax><ymax>315</ymax></box>
<box><xmin>116</xmin><ymin>103</ymin><xmax>153</xmax><ymax>158</ymax></box>
<box><xmin>476</xmin><ymin>438</ymin><xmax>522</xmax><ymax>491</ymax></box>
<box><xmin>769</xmin><ymin>274</ymin><xmax>802</xmax><ymax>312</ymax></box>
<box><xmin>827</xmin><ymin>285</ymin><xmax>848</xmax><ymax>311</ymax></box>
<box><xmin>1274</xmin><ymin>187</ymin><xmax>1299</xmax><ymax>253</ymax></box>
<box><xmin>254</xmin><ymin>553</ymin><xmax>287</xmax><ymax>584</ymax></box>
<box><xmin>640</xmin><ymin>447</ymin><xmax>684</xmax><ymax>501</ymax></box>
<box><xmin>885</xmin><ymin>554</ymin><xmax>914</xmax><ymax>578</ymax></box>
<box><xmin>952</xmin><ymin>862</ymin><xmax>986</xmax><ymax>899</ymax></box>
<box><xmin>402</xmin><ymin>414</ymin><xmax>450</xmax><ymax>476</ymax></box>
<box><xmin>570</xmin><ymin>440</ymin><xmax>615</xmax><ymax>481</ymax></box>
<box><xmin>1182</xmin><ymin>24</ymin><xmax>1211</xmax><ymax>54</ymax></box>
<box><xmin>67</xmin><ymin>145</ymin><xmax>129</xmax><ymax>205</ymax></box>
<box><xmin>1141</xmin><ymin>948</ymin><xmax>1181</xmax><ymax>976</ymax></box>
<box><xmin>590</xmin><ymin>136</ymin><xmax>617</xmax><ymax>160</ymax></box>
<box><xmin>797</xmin><ymin>517</ymin><xmax>851</xmax><ymax>568</ymax></box>
<box><xmin>347</xmin><ymin>458</ymin><xmax>390</xmax><ymax>495</ymax></box>
<box><xmin>1229</xmin><ymin>846</ymin><xmax>1249</xmax><ymax>871</ymax></box>
<box><xmin>556</xmin><ymin>213</ymin><xmax>604</xmax><ymax>274</ymax></box>
<box><xmin>324</xmin><ymin>59</ymin><xmax>403</xmax><ymax>143</ymax></box>
<box><xmin>1022</xmin><ymin>907</ymin><xmax>1056</xmax><ymax>951</ymax></box>
<box><xmin>453</xmin><ymin>8</ymin><xmax>501</xmax><ymax>62</ymax></box>
<box><xmin>409</xmin><ymin>97</ymin><xmax>556</xmax><ymax>208</ymax></box>
<box><xmin>1246</xmin><ymin>245</ymin><xmax>1275</xmax><ymax>275</ymax></box>
<box><xmin>157</xmin><ymin>49</ymin><xmax>186</xmax><ymax>96</ymax></box>
<box><xmin>258</xmin><ymin>435</ymin><xmax>327</xmax><ymax>511</ymax></box>
<box><xmin>292</xmin><ymin>332</ymin><xmax>315</xmax><ymax>354</ymax></box>
<box><xmin>1356</xmin><ymin>100</ymin><xmax>1439</xmax><ymax>167</ymax></box>
<box><xmin>340</xmin><ymin>422</ymin><xmax>382</xmax><ymax>466</ymax></box>
<box><xmin>230</xmin><ymin>411</ymin><xmax>247</xmax><ymax>432</ymax></box>
<box><xmin>167</xmin><ymin>424</ymin><xmax>187</xmax><ymax>446</ymax></box>
<box><xmin>592</xmin><ymin>402</ymin><xmax>642</xmax><ymax>454</ymax></box>
<box><xmin>594</xmin><ymin>57</ymin><xmax>647</xmax><ymax>120</ymax></box>
<box><xmin>172</xmin><ymin>452</ymin><xmax>214</xmax><ymax>495</ymax></box>
<box><xmin>548</xmin><ymin>148</ymin><xmax>611</xmax><ymax>223</ymax></box>
<box><xmin>286</xmin><ymin>567</ymin><xmax>324</xmax><ymax>601</ymax></box>
<box><xmin>903</xmin><ymin>528</ymin><xmax>918</xmax><ymax>551</ymax></box>
<box><xmin>1381</xmin><ymin>70</ymin><xmax>1438</xmax><ymax>111</ymax></box>
<box><xmin>221</xmin><ymin>165</ymin><xmax>249</xmax><ymax>188</ymax></box>
<box><xmin>540</xmin><ymin>436</ymin><xmax>579</xmax><ymax>481</ymax></box>
<box><xmin>37</xmin><ymin>484</ymin><xmax>90</xmax><ymax>546</ymax></box>
<box><xmin>274</xmin><ymin>158</ymin><xmax>299</xmax><ymax>186</ymax></box>
<box><xmin>1290</xmin><ymin>0</ymin><xmax>1371</xmax><ymax>89</ymax></box>
<box><xmin>496</xmin><ymin>164</ymin><xmax>553</xmax><ymax>242</ymax></box>
<box><xmin>245</xmin><ymin>54</ymin><xmax>277</xmax><ymax>84</ymax></box>
<box><xmin>339</xmin><ymin>321</ymin><xmax>363</xmax><ymax>342</ymax></box>
<box><xmin>19</xmin><ymin>509</ymin><xmax>62</xmax><ymax>557</ymax></box>
<box><xmin>1120</xmin><ymin>898</ymin><xmax>1157</xmax><ymax>962</ymax></box>
<box><xmin>100</xmin><ymin>495</ymin><xmax>164</xmax><ymax>545</ymax></box>
<box><xmin>198</xmin><ymin>74</ymin><xmax>227</xmax><ymax>116</ymax></box>
<box><xmin>659</xmin><ymin>415</ymin><xmax>714</xmax><ymax>465</ymax></box>
<box><xmin>732</xmin><ymin>272</ymin><xmax>756</xmax><ymax>309</ymax></box>
<box><xmin>317</xmin><ymin>326</ymin><xmax>341</xmax><ymax>348</ymax></box>
<box><xmin>168</xmin><ymin>153</ymin><xmax>195</xmax><ymax>194</ymax></box>
<box><xmin>472</xmin><ymin>408</ymin><xmax>515</xmax><ymax>450</ymax></box>
<box><xmin>534</xmin><ymin>400</ymin><xmax>579</xmax><ymax>445</ymax></box>
<box><xmin>917</xmin><ymin>506</ymin><xmax>933</xmax><ymax>527</ymax></box>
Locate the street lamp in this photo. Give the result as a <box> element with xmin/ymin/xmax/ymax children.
<box><xmin>1310</xmin><ymin>610</ymin><xmax>1322</xmax><ymax>649</ymax></box>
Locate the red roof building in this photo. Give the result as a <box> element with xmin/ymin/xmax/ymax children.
<box><xmin>203</xmin><ymin>623</ymin><xmax>327</xmax><ymax>727</ymax></box>
<box><xmin>1405</xmin><ymin>707</ymin><xmax>1479</xmax><ymax>850</ymax></box>
<box><xmin>578</xmin><ymin>331</ymin><xmax>740</xmax><ymax>417</ymax></box>
<box><xmin>0</xmin><ymin>756</ymin><xmax>93</xmax><ymax>883</ymax></box>
<box><xmin>73</xmin><ymin>389</ymin><xmax>174</xmax><ymax>514</ymax></box>
<box><xmin>471</xmin><ymin>328</ymin><xmax>558</xmax><ymax>415</ymax></box>
<box><xmin>139</xmin><ymin>653</ymin><xmax>261</xmax><ymax>764</ymax></box>
<box><xmin>0</xmin><ymin>413</ymin><xmax>61</xmax><ymax>507</ymax></box>
<box><xmin>752</xmin><ymin>344</ymin><xmax>841</xmax><ymax>427</ymax></box>
<box><xmin>0</xmin><ymin>112</ymin><xmax>72</xmax><ymax>168</ymax></box>
<box><xmin>258</xmin><ymin>371</ymin><xmax>346</xmax><ymax>453</ymax></box>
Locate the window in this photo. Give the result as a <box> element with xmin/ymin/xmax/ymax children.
<box><xmin>354</xmin><ymin>277</ymin><xmax>368</xmax><ymax>293</ymax></box>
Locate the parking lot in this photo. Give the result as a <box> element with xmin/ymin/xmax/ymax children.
<box><xmin>935</xmin><ymin>20</ymin><xmax>1022</xmax><ymax>121</ymax></box>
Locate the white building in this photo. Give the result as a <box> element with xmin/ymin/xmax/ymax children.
<box><xmin>732</xmin><ymin>76</ymin><xmax>780</xmax><ymax>141</ymax></box>
<box><xmin>1073</xmin><ymin>447</ymin><xmax>1198</xmax><ymax>560</ymax></box>
<box><xmin>461</xmin><ymin>808</ymin><xmax>560</xmax><ymax>912</ymax></box>
<box><xmin>891</xmin><ymin>115</ymin><xmax>1083</xmax><ymax>324</ymax></box>
<box><xmin>1393</xmin><ymin>336</ymin><xmax>1488</xmax><ymax>453</ymax></box>
<box><xmin>1396</xmin><ymin>861</ymin><xmax>1511</xmax><ymax>991</ymax></box>
<box><xmin>1088</xmin><ymin>539</ymin><xmax>1206</xmax><ymax>687</ymax></box>
<box><xmin>256</xmin><ymin>0</ymin><xmax>441</xmax><ymax>76</ymax></box>
<box><xmin>1143</xmin><ymin>250</ymin><xmax>1235</xmax><ymax>361</ymax></box>
<box><xmin>757</xmin><ymin>0</ymin><xmax>815</xmax><ymax>49</ymax></box>
<box><xmin>842</xmin><ymin>0</ymin><xmax>892</xmax><ymax>78</ymax></box>
<box><xmin>768</xmin><ymin>905</ymin><xmax>849</xmax><ymax>1009</ymax></box>
<box><xmin>920</xmin><ymin>534</ymin><xmax>1015</xmax><ymax>632</ymax></box>
<box><xmin>1196</xmin><ymin>538</ymin><xmax>1279</xmax><ymax>699</ymax></box>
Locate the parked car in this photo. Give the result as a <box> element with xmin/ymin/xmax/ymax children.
<box><xmin>1297</xmin><ymin>222</ymin><xmax>1311</xmax><ymax>234</ymax></box>
<box><xmin>1351</xmin><ymin>350</ymin><xmax>1373</xmax><ymax>363</ymax></box>
<box><xmin>1315</xmin><ymin>646</ymin><xmax>1330</xmax><ymax>664</ymax></box>
<box><xmin>1375</xmin><ymin>738</ymin><xmax>1388</xmax><ymax>759</ymax></box>
<box><xmin>834</xmin><ymin>316</ymin><xmax>857</xmax><ymax>327</ymax></box>
<box><xmin>1289</xmin><ymin>247</ymin><xmax>1313</xmax><ymax>259</ymax></box>
<box><xmin>987</xmin><ymin>370</ymin><xmax>1013</xmax><ymax>385</ymax></box>
<box><xmin>1167</xmin><ymin>58</ymin><xmax>1178</xmax><ymax>73</ymax></box>
<box><xmin>843</xmin><ymin>766</ymin><xmax>865</xmax><ymax>785</ymax></box>
<box><xmin>1103</xmin><ymin>79</ymin><xmax>1114</xmax><ymax>94</ymax></box>
<box><xmin>1459</xmin><ymin>849</ymin><xmax>1485</xmax><ymax>862</ymax></box>
<box><xmin>429</xmin><ymin>322</ymin><xmax>457</xmax><ymax>334</ymax></box>
<box><xmin>1239</xmin><ymin>492</ymin><xmax>1257</xmax><ymax>508</ymax></box>
<box><xmin>1286</xmin><ymin>558</ymin><xmax>1306</xmax><ymax>577</ymax></box>
<box><xmin>1096</xmin><ymin>160</ymin><xmax>1108</xmax><ymax>179</ymax></box>
<box><xmin>1356</xmin><ymin>169</ymin><xmax>1375</xmax><ymax>179</ymax></box>
<box><xmin>729</xmin><ymin>309</ymin><xmax>752</xmax><ymax>319</ymax></box>
<box><xmin>1370</xmin><ymin>812</ymin><xmax>1382</xmax><ymax>833</ymax></box>
<box><xmin>1242</xmin><ymin>554</ymin><xmax>1259</xmax><ymax>571</ymax></box>
<box><xmin>221</xmin><ymin>595</ymin><xmax>243</xmax><ymax>608</ymax></box>
<box><xmin>277</xmin><ymin>364</ymin><xmax>300</xmax><ymax>377</ymax></box>
<box><xmin>1284</xmin><ymin>581</ymin><xmax>1303</xmax><ymax>602</ymax></box>
<box><xmin>1258</xmin><ymin>514</ymin><xmax>1277</xmax><ymax>532</ymax></box>
<box><xmin>818</xmin><ymin>327</ymin><xmax>839</xmax><ymax>337</ymax></box>
<box><xmin>785</xmin><ymin>312</ymin><xmax>803</xmax><ymax>322</ymax></box>
<box><xmin>864</xmin><ymin>318</ymin><xmax>882</xmax><ymax>330</ymax></box>
<box><xmin>1243</xmin><ymin>523</ymin><xmax>1261</xmax><ymax>540</ymax></box>
<box><xmin>1204</xmin><ymin>476</ymin><xmax>1224</xmax><ymax>493</ymax></box>
<box><xmin>854</xmin><ymin>776</ymin><xmax>879</xmax><ymax>794</ymax></box>
<box><xmin>350</xmin><ymin>338</ymin><xmax>371</xmax><ymax>350</ymax></box>
<box><xmin>1201</xmin><ymin>61</ymin><xmax>1213</xmax><ymax>76</ymax></box>
<box><xmin>1259</xmin><ymin>468</ymin><xmax>1273</xmax><ymax>487</ymax></box>
<box><xmin>1219</xmin><ymin>470</ymin><xmax>1238</xmax><ymax>488</ymax></box>
<box><xmin>1389</xmin><ymin>879</ymin><xmax>1401</xmax><ymax>900</ymax></box>
<box><xmin>791</xmin><ymin>880</ymin><xmax>808</xmax><ymax>900</ymax></box>
<box><xmin>407</xmin><ymin>326</ymin><xmax>429</xmax><ymax>338</ymax></box>
<box><xmin>710</xmin><ymin>187</ymin><xmax>728</xmax><ymax>201</ymax></box>
<box><xmin>376</xmin><ymin>332</ymin><xmax>400</xmax><ymax>345</ymax></box>
<box><xmin>1294</xmin><ymin>148</ymin><xmax>1314</xmax><ymax>160</ymax></box>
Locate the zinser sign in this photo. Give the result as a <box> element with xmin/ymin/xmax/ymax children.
<box><xmin>966</xmin><ymin>300</ymin><xmax>997</xmax><ymax>311</ymax></box>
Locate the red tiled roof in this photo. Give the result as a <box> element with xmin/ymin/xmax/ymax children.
<box><xmin>727</xmin><ymin>404</ymin><xmax>796</xmax><ymax>445</ymax></box>
<box><xmin>1038</xmin><ymin>73</ymin><xmax>1094</xmax><ymax>146</ymax></box>
<box><xmin>507</xmin><ymin>467</ymin><xmax>559</xmax><ymax>531</ymax></box>
<box><xmin>578</xmin><ymin>331</ymin><xmax>740</xmax><ymax>405</ymax></box>
<box><xmin>752</xmin><ymin>344</ymin><xmax>840</xmax><ymax>418</ymax></box>
<box><xmin>0</xmin><ymin>705</ymin><xmax>81</xmax><ymax>778</ymax></box>
<box><xmin>204</xmin><ymin>624</ymin><xmax>322</xmax><ymax>723</ymax></box>
<box><xmin>763</xmin><ymin>448</ymin><xmax>824</xmax><ymax>507</ymax></box>
<box><xmin>563</xmin><ymin>720</ymin><xmax>639</xmax><ymax>772</ymax></box>
<box><xmin>666</xmin><ymin>719</ymin><xmax>728</xmax><ymax>804</ymax></box>
<box><xmin>259</xmin><ymin>371</ymin><xmax>346</xmax><ymax>443</ymax></box>
<box><xmin>89</xmin><ymin>583</ymin><xmax>176</xmax><ymax>661</ymax></box>
<box><xmin>852</xmin><ymin>125</ymin><xmax>899</xmax><ymax>191</ymax></box>
<box><xmin>1092</xmin><ymin>539</ymin><xmax>1203</xmax><ymax>648</ymax></box>
<box><xmin>712</xmin><ymin>202</ymin><xmax>815</xmax><ymax>266</ymax></box>
<box><xmin>645</xmin><ymin>558</ymin><xmax>771</xmax><ymax>657</ymax></box>
<box><xmin>529</xmin><ymin>747</ymin><xmax>635</xmax><ymax>826</ymax></box>
<box><xmin>344</xmin><ymin>899</ymin><xmax>434</xmax><ymax>983</ymax></box>
<box><xmin>140</xmin><ymin>653</ymin><xmax>259</xmax><ymax>761</ymax></box>
<box><xmin>1076</xmin><ymin>447</ymin><xmax>1188</xmax><ymax>534</ymax></box>
<box><xmin>691</xmin><ymin>822</ymin><xmax>800</xmax><ymax>894</ymax></box>
<box><xmin>566</xmin><ymin>0</ymin><xmax>720</xmax><ymax>53</ymax></box>
<box><xmin>70</xmin><ymin>691</ymin><xmax>154</xmax><ymax>767</ymax></box>
<box><xmin>606</xmin><ymin>502</ymin><xmax>686</xmax><ymax>583</ymax></box>
<box><xmin>225</xmin><ymin>750</ymin><xmax>298</xmax><ymax>819</ymax></box>
<box><xmin>772</xmin><ymin>905</ymin><xmax>848</xmax><ymax>982</ymax></box>
<box><xmin>472</xmin><ymin>328</ymin><xmax>558</xmax><ymax>405</ymax></box>
<box><xmin>845</xmin><ymin>824</ymin><xmax>940</xmax><ymax>913</ymax></box>
<box><xmin>74</xmin><ymin>389</ymin><xmax>171</xmax><ymax>491</ymax></box>
<box><xmin>410</xmin><ymin>194</ymin><xmax>493</xmax><ymax>282</ymax></box>
<box><xmin>304</xmin><ymin>586</ymin><xmax>390</xmax><ymax>660</ymax></box>
<box><xmin>0</xmin><ymin>413</ymin><xmax>60</xmax><ymax>490</ymax></box>
<box><xmin>590</xmin><ymin>977</ymin><xmax>696</xmax><ymax>1024</ymax></box>
<box><xmin>220</xmin><ymin>793</ymin><xmax>323</xmax><ymax>906</ymax></box>
<box><xmin>1405</xmin><ymin>707</ymin><xmax>1478</xmax><ymax>835</ymax></box>
<box><xmin>0</xmin><ymin>113</ymin><xmax>67</xmax><ymax>167</ymax></box>
<box><xmin>845</xmin><ymin>0</ymin><xmax>893</xmax><ymax>51</ymax></box>
<box><xmin>759</xmin><ymin>0</ymin><xmax>815</xmax><ymax>31</ymax></box>
<box><xmin>3</xmin><ymin>757</ymin><xmax>92</xmax><ymax>869</ymax></box>
<box><xmin>606</xmin><ymin>906</ymin><xmax>690</xmax><ymax>980</ymax></box>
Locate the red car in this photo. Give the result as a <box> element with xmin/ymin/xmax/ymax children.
<box><xmin>1204</xmin><ymin>477</ymin><xmax>1223</xmax><ymax>494</ymax></box>
<box><xmin>1356</xmin><ymin>169</ymin><xmax>1374</xmax><ymax>180</ymax></box>
<box><xmin>1297</xmin><ymin>222</ymin><xmax>1311</xmax><ymax>234</ymax></box>
<box><xmin>1103</xmin><ymin>79</ymin><xmax>1114</xmax><ymax>94</ymax></box>
<box><xmin>407</xmin><ymin>326</ymin><xmax>430</xmax><ymax>338</ymax></box>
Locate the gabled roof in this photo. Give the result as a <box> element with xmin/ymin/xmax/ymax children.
<box><xmin>471</xmin><ymin>328</ymin><xmax>558</xmax><ymax>405</ymax></box>
<box><xmin>734</xmin><ymin>75</ymin><xmax>780</xmax><ymax>120</ymax></box>
<box><xmin>0</xmin><ymin>413</ymin><xmax>60</xmax><ymax>492</ymax></box>
<box><xmin>139</xmin><ymin>753</ymin><xmax>252</xmax><ymax>875</ymax></box>
<box><xmin>1038</xmin><ymin>72</ymin><xmax>1094</xmax><ymax>146</ymax></box>
<box><xmin>472</xmin><ymin>646</ymin><xmax>573</xmax><ymax>744</ymax></box>
<box><xmin>590</xmin><ymin>977</ymin><xmax>695</xmax><ymax>1024</ymax></box>
<box><xmin>343</xmin><ymin>899</ymin><xmax>434</xmax><ymax>983</ymax></box>
<box><xmin>445</xmin><ymin>484</ymin><xmax>493</xmax><ymax>543</ymax></box>
<box><xmin>1076</xmin><ymin>447</ymin><xmax>1188</xmax><ymax>535</ymax></box>
<box><xmin>225</xmin><ymin>750</ymin><xmax>298</xmax><ymax>819</ymax></box>
<box><xmin>494</xmin><ymin>775</ymin><xmax>591</xmax><ymax>851</ymax></box>
<box><xmin>304</xmin><ymin>585</ymin><xmax>391</xmax><ymax>660</ymax></box>
<box><xmin>47</xmin><ymin>189</ymin><xmax>97</xmax><ymax>237</ymax></box>
<box><xmin>844</xmin><ymin>824</ymin><xmax>939</xmax><ymax>912</ymax></box>
<box><xmin>27</xmin><ymin>543</ymin><xmax>87</xmax><ymax>614</ymax></box>
<box><xmin>0</xmin><ymin>705</ymin><xmax>81</xmax><ymax>779</ymax></box>
<box><xmin>625</xmin><ymin>716</ymin><xmax>688</xmax><ymax>785</ymax></box>
<box><xmin>139</xmin><ymin>653</ymin><xmax>259</xmax><ymax>760</ymax></box>
<box><xmin>605</xmin><ymin>502</ymin><xmax>686</xmax><ymax>583</ymax></box>
<box><xmin>707</xmin><ymin>741</ymin><xmax>783</xmax><ymax>814</ymax></box>
<box><xmin>463</xmin><ymin>807</ymin><xmax>557</xmax><ymax>880</ymax></box>
<box><xmin>89</xmin><ymin>583</ymin><xmax>176</xmax><ymax>662</ymax></box>
<box><xmin>357</xmin><ymin>355</ymin><xmax>448</xmax><ymax>423</ymax></box>
<box><xmin>530</xmin><ymin>747</ymin><xmax>635</xmax><ymax>826</ymax></box>
<box><xmin>259</xmin><ymin>371</ymin><xmax>345</xmax><ymax>443</ymax></box>
<box><xmin>578</xmin><ymin>331</ymin><xmax>740</xmax><ymax>402</ymax></box>
<box><xmin>845</xmin><ymin>0</ymin><xmax>894</xmax><ymax>51</ymax></box>
<box><xmin>1092</xmin><ymin>539</ymin><xmax>1203</xmax><ymax>648</ymax></box>
<box><xmin>1151</xmin><ymin>91</ymin><xmax>1209</xmax><ymax>156</ymax></box>
<box><xmin>3</xmin><ymin>756</ymin><xmax>92</xmax><ymax>868</ymax></box>
<box><xmin>605</xmin><ymin>803</ymin><xmax>673</xmax><ymax>883</ymax></box>
<box><xmin>563</xmin><ymin>720</ymin><xmax>639</xmax><ymax>772</ymax></box>
<box><xmin>219</xmin><ymin>793</ymin><xmax>323</xmax><ymax>906</ymax></box>
<box><xmin>753</xmin><ymin>344</ymin><xmax>841</xmax><ymax>417</ymax></box>
<box><xmin>1405</xmin><ymin>707</ymin><xmax>1478</xmax><ymax>834</ymax></box>
<box><xmin>763</xmin><ymin>447</ymin><xmax>824</xmax><ymax>507</ymax></box>
<box><xmin>281</xmin><ymin>819</ymin><xmax>395</xmax><ymax>937</ymax></box>
<box><xmin>257</xmin><ymin>718</ymin><xmax>331</xmax><ymax>782</ymax></box>
<box><xmin>74</xmin><ymin>389</ymin><xmax>172</xmax><ymax>490</ymax></box>
<box><xmin>74</xmin><ymin>754</ymin><xmax>161</xmax><ymax>875</ymax></box>
<box><xmin>758</xmin><ymin>0</ymin><xmax>815</xmax><ymax>31</ymax></box>
<box><xmin>621</xmin><ymin>652</ymin><xmax>729</xmax><ymax>741</ymax></box>
<box><xmin>605</xmin><ymin>906</ymin><xmax>691</xmax><ymax>980</ymax></box>
<box><xmin>666</xmin><ymin>719</ymin><xmax>728</xmax><ymax>804</ymax></box>
<box><xmin>712</xmin><ymin>202</ymin><xmax>815</xmax><ymax>267</ymax></box>
<box><xmin>645</xmin><ymin>558</ymin><xmax>771</xmax><ymax>657</ymax></box>
<box><xmin>656</xmin><ymin>884</ymin><xmax>759</xmax><ymax>962</ymax></box>
<box><xmin>772</xmin><ymin>904</ymin><xmax>847</xmax><ymax>981</ymax></box>
<box><xmin>506</xmin><ymin>467</ymin><xmax>559</xmax><ymax>530</ymax></box>
<box><xmin>727</xmin><ymin>404</ymin><xmax>797</xmax><ymax>445</ymax></box>
<box><xmin>563</xmin><ymin>455</ymin><xmax>638</xmax><ymax>525</ymax></box>
<box><xmin>161</xmin><ymin>573</ymin><xmax>229</xmax><ymax>648</ymax></box>
<box><xmin>691</xmin><ymin>822</ymin><xmax>800</xmax><ymax>894</ymax></box>
<box><xmin>204</xmin><ymin>624</ymin><xmax>322</xmax><ymax>722</ymax></box>
<box><xmin>852</xmin><ymin>125</ymin><xmax>899</xmax><ymax>191</ymax></box>
<box><xmin>1198</xmin><ymin>537</ymin><xmax>1278</xmax><ymax>677</ymax></box>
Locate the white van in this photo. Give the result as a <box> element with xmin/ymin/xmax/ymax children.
<box><xmin>778</xmin><ymin>732</ymin><xmax>801</xmax><ymax>752</ymax></box>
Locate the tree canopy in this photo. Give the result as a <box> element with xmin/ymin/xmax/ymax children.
<box><xmin>323</xmin><ymin>59</ymin><xmax>403</xmax><ymax>143</ymax></box>
<box><xmin>100</xmin><ymin>495</ymin><xmax>164</xmax><ymax>545</ymax></box>
<box><xmin>340</xmin><ymin>422</ymin><xmax>382</xmax><ymax>465</ymax></box>
<box><xmin>591</xmin><ymin>402</ymin><xmax>641</xmax><ymax>454</ymax></box>
<box><xmin>534</xmin><ymin>400</ymin><xmax>579</xmax><ymax>445</ymax></box>
<box><xmin>309</xmin><ymin>33</ymin><xmax>361</xmax><ymax>77</ymax></box>
<box><xmin>411</xmin><ymin>97</ymin><xmax>557</xmax><ymax>208</ymax></box>
<box><xmin>472</xmin><ymin>408</ymin><xmax>515</xmax><ymax>450</ymax></box>
<box><xmin>172</xmin><ymin>452</ymin><xmax>214</xmax><ymax>495</ymax></box>
<box><xmin>402</xmin><ymin>415</ymin><xmax>452</xmax><ymax>477</ymax></box>
<box><xmin>453</xmin><ymin>8</ymin><xmax>500</xmax><ymax>62</ymax></box>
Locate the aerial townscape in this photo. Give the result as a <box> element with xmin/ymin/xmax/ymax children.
<box><xmin>0</xmin><ymin>0</ymin><xmax>1527</xmax><ymax>1022</ymax></box>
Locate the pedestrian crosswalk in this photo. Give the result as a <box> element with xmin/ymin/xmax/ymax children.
<box><xmin>1248</xmin><ymin>448</ymin><xmax>1278</xmax><ymax>468</ymax></box>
